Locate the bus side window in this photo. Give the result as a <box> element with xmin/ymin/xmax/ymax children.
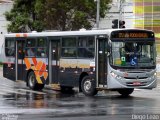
<box><xmin>25</xmin><ymin>38</ymin><xmax>36</xmax><ymax>57</ymax></box>
<box><xmin>18</xmin><ymin>44</ymin><xmax>25</xmax><ymax>59</ymax></box>
<box><xmin>61</xmin><ymin>37</ymin><xmax>76</xmax><ymax>58</ymax></box>
<box><xmin>78</xmin><ymin>48</ymin><xmax>94</xmax><ymax>58</ymax></box>
<box><xmin>37</xmin><ymin>48</ymin><xmax>47</xmax><ymax>57</ymax></box>
<box><xmin>5</xmin><ymin>38</ymin><xmax>15</xmax><ymax>57</ymax></box>
<box><xmin>61</xmin><ymin>48</ymin><xmax>76</xmax><ymax>57</ymax></box>
<box><xmin>77</xmin><ymin>36</ymin><xmax>94</xmax><ymax>58</ymax></box>
<box><xmin>37</xmin><ymin>37</ymin><xmax>47</xmax><ymax>57</ymax></box>
<box><xmin>26</xmin><ymin>48</ymin><xmax>36</xmax><ymax>56</ymax></box>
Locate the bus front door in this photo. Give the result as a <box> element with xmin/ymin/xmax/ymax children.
<box><xmin>15</xmin><ymin>39</ymin><xmax>25</xmax><ymax>81</ymax></box>
<box><xmin>49</xmin><ymin>40</ymin><xmax>60</xmax><ymax>86</ymax></box>
<box><xmin>96</xmin><ymin>37</ymin><xmax>108</xmax><ymax>87</ymax></box>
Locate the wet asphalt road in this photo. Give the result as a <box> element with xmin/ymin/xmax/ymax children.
<box><xmin>0</xmin><ymin>70</ymin><xmax>160</xmax><ymax>120</ymax></box>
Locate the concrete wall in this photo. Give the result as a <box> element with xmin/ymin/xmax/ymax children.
<box><xmin>0</xmin><ymin>3</ymin><xmax>12</xmax><ymax>61</ymax></box>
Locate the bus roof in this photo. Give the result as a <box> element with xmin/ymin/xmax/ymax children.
<box><xmin>4</xmin><ymin>29</ymin><xmax>154</xmax><ymax>38</ymax></box>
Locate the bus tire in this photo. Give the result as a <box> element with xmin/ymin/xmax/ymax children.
<box><xmin>27</xmin><ymin>71</ymin><xmax>44</xmax><ymax>91</ymax></box>
<box><xmin>81</xmin><ymin>76</ymin><xmax>98</xmax><ymax>96</ymax></box>
<box><xmin>117</xmin><ymin>88</ymin><xmax>134</xmax><ymax>97</ymax></box>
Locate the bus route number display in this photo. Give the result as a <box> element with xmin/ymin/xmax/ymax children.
<box><xmin>111</xmin><ymin>31</ymin><xmax>154</xmax><ymax>39</ymax></box>
<box><xmin>118</xmin><ymin>32</ymin><xmax>148</xmax><ymax>38</ymax></box>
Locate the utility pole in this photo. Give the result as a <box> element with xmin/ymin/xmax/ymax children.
<box><xmin>119</xmin><ymin>0</ymin><xmax>125</xmax><ymax>28</ymax></box>
<box><xmin>95</xmin><ymin>0</ymin><xmax>100</xmax><ymax>29</ymax></box>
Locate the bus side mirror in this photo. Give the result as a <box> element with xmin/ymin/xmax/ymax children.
<box><xmin>107</xmin><ymin>44</ymin><xmax>111</xmax><ymax>56</ymax></box>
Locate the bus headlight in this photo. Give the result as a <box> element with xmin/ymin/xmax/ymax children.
<box><xmin>153</xmin><ymin>72</ymin><xmax>157</xmax><ymax>79</ymax></box>
<box><xmin>110</xmin><ymin>71</ymin><xmax>117</xmax><ymax>78</ymax></box>
<box><xmin>116</xmin><ymin>75</ymin><xmax>122</xmax><ymax>80</ymax></box>
<box><xmin>149</xmin><ymin>72</ymin><xmax>157</xmax><ymax>80</ymax></box>
<box><xmin>110</xmin><ymin>71</ymin><xmax>122</xmax><ymax>80</ymax></box>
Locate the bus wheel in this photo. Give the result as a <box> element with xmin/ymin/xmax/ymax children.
<box><xmin>28</xmin><ymin>71</ymin><xmax>44</xmax><ymax>91</ymax></box>
<box><xmin>81</xmin><ymin>76</ymin><xmax>98</xmax><ymax>96</ymax></box>
<box><xmin>117</xmin><ymin>88</ymin><xmax>134</xmax><ymax>97</ymax></box>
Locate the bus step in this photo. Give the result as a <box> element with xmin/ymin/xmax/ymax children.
<box><xmin>96</xmin><ymin>85</ymin><xmax>108</xmax><ymax>90</ymax></box>
<box><xmin>49</xmin><ymin>84</ymin><xmax>61</xmax><ymax>91</ymax></box>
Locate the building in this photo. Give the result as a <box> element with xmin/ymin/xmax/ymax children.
<box><xmin>134</xmin><ymin>0</ymin><xmax>160</xmax><ymax>38</ymax></box>
<box><xmin>0</xmin><ymin>0</ymin><xmax>13</xmax><ymax>61</ymax></box>
<box><xmin>134</xmin><ymin>0</ymin><xmax>160</xmax><ymax>57</ymax></box>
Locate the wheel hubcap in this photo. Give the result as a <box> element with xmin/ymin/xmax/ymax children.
<box><xmin>29</xmin><ymin>75</ymin><xmax>34</xmax><ymax>87</ymax></box>
<box><xmin>84</xmin><ymin>80</ymin><xmax>92</xmax><ymax>92</ymax></box>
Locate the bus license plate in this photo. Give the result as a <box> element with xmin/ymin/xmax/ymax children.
<box><xmin>133</xmin><ymin>82</ymin><xmax>141</xmax><ymax>85</ymax></box>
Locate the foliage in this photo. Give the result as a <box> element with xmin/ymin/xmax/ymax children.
<box><xmin>5</xmin><ymin>0</ymin><xmax>112</xmax><ymax>32</ymax></box>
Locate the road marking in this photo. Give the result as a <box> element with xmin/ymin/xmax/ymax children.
<box><xmin>156</xmin><ymin>86</ymin><xmax>160</xmax><ymax>89</ymax></box>
<box><xmin>17</xmin><ymin>89</ymin><xmax>46</xmax><ymax>95</ymax></box>
<box><xmin>0</xmin><ymin>87</ymin><xmax>16</xmax><ymax>92</ymax></box>
<box><xmin>1</xmin><ymin>83</ymin><xmax>15</xmax><ymax>87</ymax></box>
<box><xmin>0</xmin><ymin>87</ymin><xmax>46</xmax><ymax>95</ymax></box>
<box><xmin>157</xmin><ymin>85</ymin><xmax>160</xmax><ymax>88</ymax></box>
<box><xmin>0</xmin><ymin>92</ymin><xmax>10</xmax><ymax>95</ymax></box>
<box><xmin>0</xmin><ymin>88</ymin><xmax>26</xmax><ymax>95</ymax></box>
<box><xmin>0</xmin><ymin>83</ymin><xmax>46</xmax><ymax>95</ymax></box>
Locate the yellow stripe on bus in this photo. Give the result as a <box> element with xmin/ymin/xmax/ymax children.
<box><xmin>36</xmin><ymin>75</ymin><xmax>43</xmax><ymax>84</ymax></box>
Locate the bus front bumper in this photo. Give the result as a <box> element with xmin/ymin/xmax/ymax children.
<box><xmin>107</xmin><ymin>72</ymin><xmax>157</xmax><ymax>89</ymax></box>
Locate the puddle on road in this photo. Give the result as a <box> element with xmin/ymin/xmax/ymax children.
<box><xmin>0</xmin><ymin>88</ymin><xmax>80</xmax><ymax>108</ymax></box>
<box><xmin>0</xmin><ymin>89</ymin><xmax>160</xmax><ymax>116</ymax></box>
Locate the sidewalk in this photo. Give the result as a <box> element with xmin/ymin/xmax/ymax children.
<box><xmin>0</xmin><ymin>67</ymin><xmax>2</xmax><ymax>76</ymax></box>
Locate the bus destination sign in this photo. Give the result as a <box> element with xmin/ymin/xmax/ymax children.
<box><xmin>118</xmin><ymin>32</ymin><xmax>148</xmax><ymax>38</ymax></box>
<box><xmin>111</xmin><ymin>30</ymin><xmax>154</xmax><ymax>39</ymax></box>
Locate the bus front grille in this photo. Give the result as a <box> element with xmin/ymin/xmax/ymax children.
<box><xmin>126</xmin><ymin>82</ymin><xmax>147</xmax><ymax>86</ymax></box>
<box><xmin>124</xmin><ymin>77</ymin><xmax>148</xmax><ymax>79</ymax></box>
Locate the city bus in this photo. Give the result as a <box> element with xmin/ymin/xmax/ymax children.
<box><xmin>2</xmin><ymin>29</ymin><xmax>157</xmax><ymax>96</ymax></box>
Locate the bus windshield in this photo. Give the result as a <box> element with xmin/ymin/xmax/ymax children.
<box><xmin>110</xmin><ymin>41</ymin><xmax>156</xmax><ymax>68</ymax></box>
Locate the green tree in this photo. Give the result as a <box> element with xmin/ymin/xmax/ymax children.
<box><xmin>5</xmin><ymin>0</ymin><xmax>44</xmax><ymax>32</ymax></box>
<box><xmin>5</xmin><ymin>0</ymin><xmax>112</xmax><ymax>32</ymax></box>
